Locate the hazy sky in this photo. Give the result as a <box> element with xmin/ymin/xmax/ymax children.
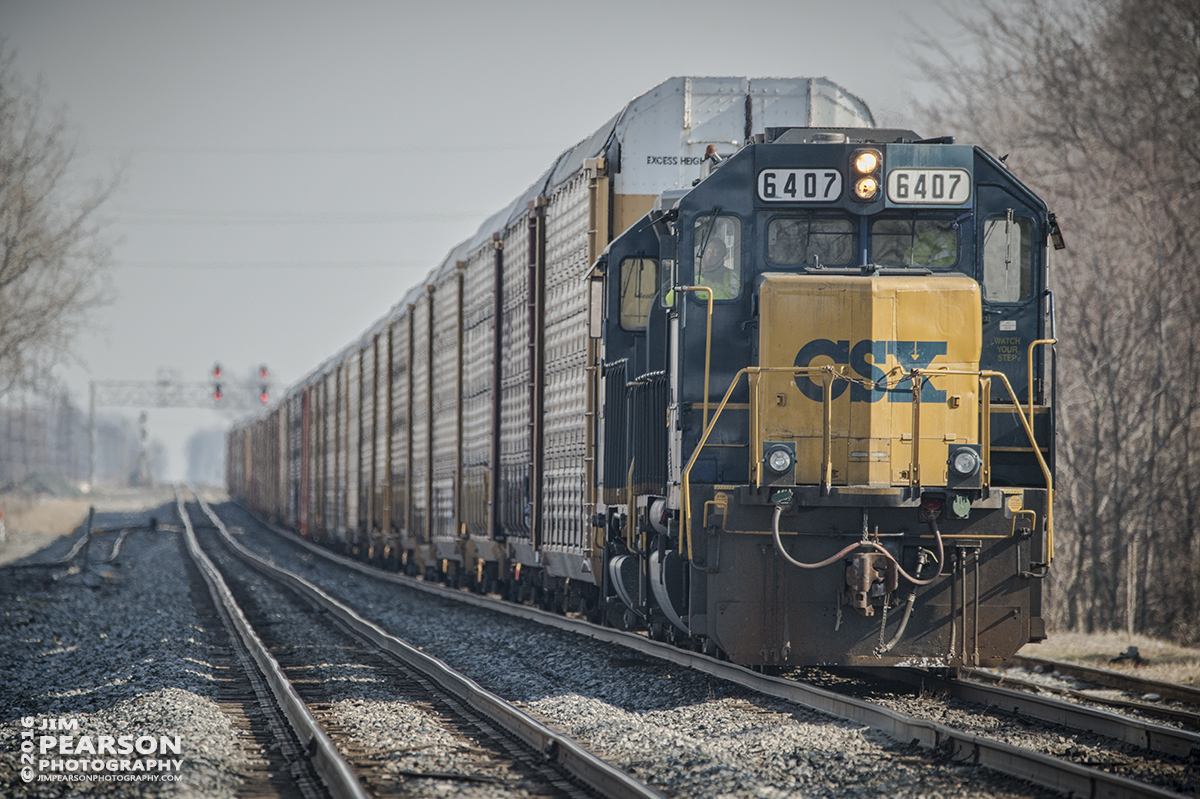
<box><xmin>3</xmin><ymin>0</ymin><xmax>961</xmax><ymax>480</ymax></box>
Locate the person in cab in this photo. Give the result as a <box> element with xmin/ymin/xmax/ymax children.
<box><xmin>696</xmin><ymin>237</ymin><xmax>739</xmax><ymax>300</ymax></box>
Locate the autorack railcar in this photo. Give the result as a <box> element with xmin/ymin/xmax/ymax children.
<box><xmin>228</xmin><ymin>76</ymin><xmax>1059</xmax><ymax>667</ymax></box>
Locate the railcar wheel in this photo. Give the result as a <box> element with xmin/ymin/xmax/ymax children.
<box><xmin>622</xmin><ymin>608</ymin><xmax>640</xmax><ymax>631</ymax></box>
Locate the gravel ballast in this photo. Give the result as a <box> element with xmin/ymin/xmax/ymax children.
<box><xmin>193</xmin><ymin>521</ymin><xmax>582</xmax><ymax>797</ymax></box>
<box><xmin>0</xmin><ymin>492</ymin><xmax>249</xmax><ymax>798</ymax></box>
<box><xmin>212</xmin><ymin>498</ymin><xmax>1063</xmax><ymax>799</ymax></box>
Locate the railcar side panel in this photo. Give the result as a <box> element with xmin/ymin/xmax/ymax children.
<box><xmin>390</xmin><ymin>315</ymin><xmax>412</xmax><ymax>550</ymax></box>
<box><xmin>410</xmin><ymin>293</ymin><xmax>432</xmax><ymax>549</ymax></box>
<box><xmin>289</xmin><ymin>393</ymin><xmax>302</xmax><ymax>529</ymax></box>
<box><xmin>541</xmin><ymin>173</ymin><xmax>591</xmax><ymax>573</ymax></box>
<box><xmin>348</xmin><ymin>351</ymin><xmax>362</xmax><ymax>542</ymax></box>
<box><xmin>373</xmin><ymin>332</ymin><xmax>389</xmax><ymax>541</ymax></box>
<box><xmin>498</xmin><ymin>218</ymin><xmax>532</xmax><ymax>541</ymax></box>
<box><xmin>461</xmin><ymin>243</ymin><xmax>496</xmax><ymax>550</ymax></box>
<box><xmin>431</xmin><ymin>265</ymin><xmax>463</xmax><ymax>561</ymax></box>
<box><xmin>323</xmin><ymin>370</ymin><xmax>337</xmax><ymax>538</ymax></box>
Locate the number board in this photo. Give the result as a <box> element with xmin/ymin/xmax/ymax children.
<box><xmin>887</xmin><ymin>168</ymin><xmax>971</xmax><ymax>205</ymax></box>
<box><xmin>757</xmin><ymin>169</ymin><xmax>843</xmax><ymax>202</ymax></box>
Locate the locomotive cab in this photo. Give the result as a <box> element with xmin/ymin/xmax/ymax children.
<box><xmin>597</xmin><ymin>126</ymin><xmax>1057</xmax><ymax>667</ymax></box>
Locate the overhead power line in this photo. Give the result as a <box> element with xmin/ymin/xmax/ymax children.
<box><xmin>93</xmin><ymin>142</ymin><xmax>558</xmax><ymax>155</ymax></box>
<box><xmin>117</xmin><ymin>260</ymin><xmax>433</xmax><ymax>270</ymax></box>
<box><xmin>109</xmin><ymin>209</ymin><xmax>489</xmax><ymax>226</ymax></box>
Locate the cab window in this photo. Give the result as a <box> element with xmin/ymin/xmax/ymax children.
<box><xmin>619</xmin><ymin>257</ymin><xmax>658</xmax><ymax>330</ymax></box>
<box><xmin>767</xmin><ymin>215</ymin><xmax>854</xmax><ymax>266</ymax></box>
<box><xmin>982</xmin><ymin>213</ymin><xmax>1032</xmax><ymax>303</ymax></box>
<box><xmin>692</xmin><ymin>215</ymin><xmax>741</xmax><ymax>301</ymax></box>
<box><xmin>871</xmin><ymin>216</ymin><xmax>959</xmax><ymax>268</ymax></box>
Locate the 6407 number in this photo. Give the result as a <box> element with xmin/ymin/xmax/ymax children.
<box><xmin>887</xmin><ymin>168</ymin><xmax>971</xmax><ymax>205</ymax></box>
<box><xmin>757</xmin><ymin>169</ymin><xmax>842</xmax><ymax>202</ymax></box>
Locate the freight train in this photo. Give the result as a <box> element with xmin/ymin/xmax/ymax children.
<box><xmin>228</xmin><ymin>76</ymin><xmax>1060</xmax><ymax>667</ymax></box>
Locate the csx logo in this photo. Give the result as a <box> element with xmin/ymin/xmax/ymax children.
<box><xmin>794</xmin><ymin>339</ymin><xmax>948</xmax><ymax>403</ymax></box>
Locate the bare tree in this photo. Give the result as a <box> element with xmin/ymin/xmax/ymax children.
<box><xmin>0</xmin><ymin>45</ymin><xmax>117</xmax><ymax>397</ymax></box>
<box><xmin>917</xmin><ymin>0</ymin><xmax>1200</xmax><ymax>643</ymax></box>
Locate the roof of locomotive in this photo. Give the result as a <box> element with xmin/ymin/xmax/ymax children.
<box><xmin>278</xmin><ymin>76</ymin><xmax>876</xmax><ymax>401</ymax></box>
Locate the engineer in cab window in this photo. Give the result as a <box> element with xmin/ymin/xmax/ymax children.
<box><xmin>696</xmin><ymin>237</ymin><xmax>738</xmax><ymax>300</ymax></box>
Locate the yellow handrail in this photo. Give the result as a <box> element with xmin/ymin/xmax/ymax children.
<box><xmin>680</xmin><ymin>365</ymin><xmax>1055</xmax><ymax>565</ymax></box>
<box><xmin>980</xmin><ymin>377</ymin><xmax>992</xmax><ymax>488</ymax></box>
<box><xmin>680</xmin><ymin>365</ymin><xmax>844</xmax><ymax>560</ymax></box>
<box><xmin>913</xmin><ymin>368</ymin><xmax>1054</xmax><ymax>561</ymax></box>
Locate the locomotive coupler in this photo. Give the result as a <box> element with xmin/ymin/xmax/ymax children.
<box><xmin>845</xmin><ymin>552</ymin><xmax>899</xmax><ymax>616</ymax></box>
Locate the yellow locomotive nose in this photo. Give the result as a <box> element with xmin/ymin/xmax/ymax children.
<box><xmin>755</xmin><ymin>273</ymin><xmax>982</xmax><ymax>489</ymax></box>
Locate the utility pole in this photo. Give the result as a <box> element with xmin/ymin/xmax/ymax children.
<box><xmin>89</xmin><ymin>382</ymin><xmax>97</xmax><ymax>490</ymax></box>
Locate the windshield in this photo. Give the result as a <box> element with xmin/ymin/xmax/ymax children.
<box><xmin>870</xmin><ymin>216</ymin><xmax>959</xmax><ymax>268</ymax></box>
<box><xmin>767</xmin><ymin>215</ymin><xmax>855</xmax><ymax>267</ymax></box>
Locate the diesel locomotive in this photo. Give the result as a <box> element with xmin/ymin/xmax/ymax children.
<box><xmin>228</xmin><ymin>76</ymin><xmax>1059</xmax><ymax>667</ymax></box>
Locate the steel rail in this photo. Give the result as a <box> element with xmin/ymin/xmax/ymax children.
<box><xmin>174</xmin><ymin>487</ymin><xmax>369</xmax><ymax>799</ymax></box>
<box><xmin>1010</xmin><ymin>654</ymin><xmax>1200</xmax><ymax>708</ymax></box>
<box><xmin>239</xmin><ymin>504</ymin><xmax>1187</xmax><ymax>799</ymax></box>
<box><xmin>199</xmin><ymin>490</ymin><xmax>665</xmax><ymax>799</ymax></box>
<box><xmin>964</xmin><ymin>667</ymin><xmax>1200</xmax><ymax>730</ymax></box>
<box><xmin>845</xmin><ymin>667</ymin><xmax>1200</xmax><ymax>760</ymax></box>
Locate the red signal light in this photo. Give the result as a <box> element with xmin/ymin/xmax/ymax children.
<box><xmin>260</xmin><ymin>390</ymin><xmax>268</xmax><ymax>404</ymax></box>
<box><xmin>213</xmin><ymin>363</ymin><xmax>222</xmax><ymax>379</ymax></box>
<box><xmin>214</xmin><ymin>386</ymin><xmax>223</xmax><ymax>402</ymax></box>
<box><xmin>259</xmin><ymin>365</ymin><xmax>268</xmax><ymax>380</ymax></box>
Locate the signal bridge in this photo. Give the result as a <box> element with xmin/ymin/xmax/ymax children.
<box><xmin>88</xmin><ymin>368</ymin><xmax>270</xmax><ymax>487</ymax></box>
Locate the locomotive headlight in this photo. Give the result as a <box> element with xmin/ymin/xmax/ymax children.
<box><xmin>765</xmin><ymin>445</ymin><xmax>795</xmax><ymax>475</ymax></box>
<box><xmin>853</xmin><ymin>151</ymin><xmax>879</xmax><ymax>174</ymax></box>
<box><xmin>850</xmin><ymin>148</ymin><xmax>882</xmax><ymax>201</ymax></box>
<box><xmin>854</xmin><ymin>176</ymin><xmax>879</xmax><ymax>199</ymax></box>
<box><xmin>950</xmin><ymin>447</ymin><xmax>981</xmax><ymax>477</ymax></box>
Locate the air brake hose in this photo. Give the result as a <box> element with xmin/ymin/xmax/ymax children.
<box><xmin>874</xmin><ymin>591</ymin><xmax>917</xmax><ymax>656</ymax></box>
<box><xmin>770</xmin><ymin>504</ymin><xmax>946</xmax><ymax>586</ymax></box>
<box><xmin>870</xmin><ymin>513</ymin><xmax>946</xmax><ymax>586</ymax></box>
<box><xmin>771</xmin><ymin>505</ymin><xmax>863</xmax><ymax>568</ymax></box>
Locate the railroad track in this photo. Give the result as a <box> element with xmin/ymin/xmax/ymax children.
<box><xmin>996</xmin><ymin>655</ymin><xmax>1200</xmax><ymax>718</ymax></box>
<box><xmin>804</xmin><ymin>666</ymin><xmax>1199</xmax><ymax>795</ymax></box>
<box><xmin>175</xmin><ymin>485</ymin><xmax>361</xmax><ymax>799</ymax></box>
<box><xmin>177</xmin><ymin>485</ymin><xmax>662</xmax><ymax>799</ymax></box>
<box><xmin>219</xmin><ymin>496</ymin><xmax>1199</xmax><ymax>799</ymax></box>
<box><xmin>965</xmin><ymin>663</ymin><xmax>1200</xmax><ymax>732</ymax></box>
